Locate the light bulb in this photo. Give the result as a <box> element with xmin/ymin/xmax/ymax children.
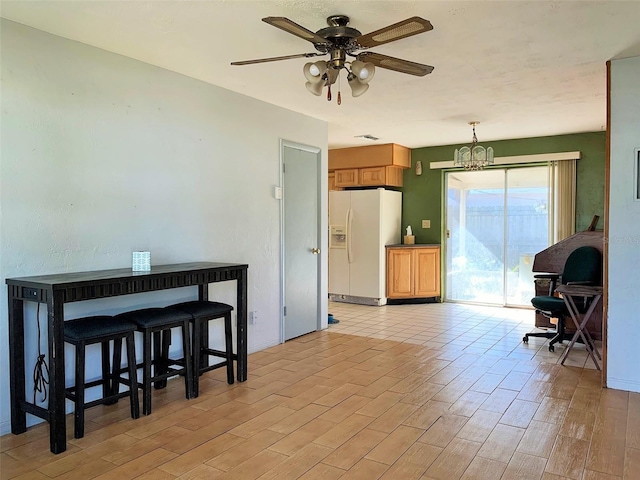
<box><xmin>309</xmin><ymin>64</ymin><xmax>320</xmax><ymax>77</ymax></box>
<box><xmin>351</xmin><ymin>60</ymin><xmax>375</xmax><ymax>84</ymax></box>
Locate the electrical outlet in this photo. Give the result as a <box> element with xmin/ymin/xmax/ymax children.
<box><xmin>249</xmin><ymin>311</ymin><xmax>258</xmax><ymax>325</ymax></box>
<box><xmin>422</xmin><ymin>219</ymin><xmax>431</xmax><ymax>228</ymax></box>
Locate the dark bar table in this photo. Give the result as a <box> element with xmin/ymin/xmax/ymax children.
<box><xmin>6</xmin><ymin>261</ymin><xmax>248</xmax><ymax>454</ymax></box>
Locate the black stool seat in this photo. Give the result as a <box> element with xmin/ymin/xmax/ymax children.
<box><xmin>116</xmin><ymin>307</ymin><xmax>194</xmax><ymax>415</ymax></box>
<box><xmin>64</xmin><ymin>315</ymin><xmax>139</xmax><ymax>439</ymax></box>
<box><xmin>65</xmin><ymin>316</ymin><xmax>137</xmax><ymax>341</ymax></box>
<box><xmin>171</xmin><ymin>301</ymin><xmax>233</xmax><ymax>318</ymax></box>
<box><xmin>122</xmin><ymin>307</ymin><xmax>193</xmax><ymax>328</ymax></box>
<box><xmin>168</xmin><ymin>301</ymin><xmax>234</xmax><ymax>396</ymax></box>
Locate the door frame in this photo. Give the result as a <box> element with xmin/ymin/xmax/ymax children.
<box><xmin>279</xmin><ymin>139</ymin><xmax>325</xmax><ymax>343</ymax></box>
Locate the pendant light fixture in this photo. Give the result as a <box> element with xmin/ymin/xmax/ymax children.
<box><xmin>453</xmin><ymin>122</ymin><xmax>494</xmax><ymax>170</ymax></box>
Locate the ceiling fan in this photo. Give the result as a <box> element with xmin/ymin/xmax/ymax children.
<box><xmin>231</xmin><ymin>15</ymin><xmax>434</xmax><ymax>103</ymax></box>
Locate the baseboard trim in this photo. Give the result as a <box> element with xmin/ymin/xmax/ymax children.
<box><xmin>248</xmin><ymin>338</ymin><xmax>281</xmax><ymax>354</ymax></box>
<box><xmin>606</xmin><ymin>376</ymin><xmax>640</xmax><ymax>393</ymax></box>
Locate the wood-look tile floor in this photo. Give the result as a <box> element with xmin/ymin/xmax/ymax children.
<box><xmin>328</xmin><ymin>301</ymin><xmax>600</xmax><ymax>369</ymax></box>
<box><xmin>2</xmin><ymin>303</ymin><xmax>637</xmax><ymax>480</ymax></box>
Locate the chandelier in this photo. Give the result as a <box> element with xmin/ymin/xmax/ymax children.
<box><xmin>454</xmin><ymin>122</ymin><xmax>494</xmax><ymax>170</ymax></box>
<box><xmin>303</xmin><ymin>58</ymin><xmax>375</xmax><ymax>104</ymax></box>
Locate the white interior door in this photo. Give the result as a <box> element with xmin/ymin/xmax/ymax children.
<box><xmin>283</xmin><ymin>142</ymin><xmax>320</xmax><ymax>341</ymax></box>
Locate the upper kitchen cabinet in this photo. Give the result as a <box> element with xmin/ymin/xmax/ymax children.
<box><xmin>329</xmin><ymin>143</ymin><xmax>411</xmax><ymax>188</ymax></box>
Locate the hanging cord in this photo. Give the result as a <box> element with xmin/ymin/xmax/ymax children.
<box><xmin>33</xmin><ymin>303</ymin><xmax>50</xmax><ymax>404</ymax></box>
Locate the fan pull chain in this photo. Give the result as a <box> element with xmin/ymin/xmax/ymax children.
<box><xmin>337</xmin><ymin>71</ymin><xmax>342</xmax><ymax>105</ymax></box>
<box><xmin>327</xmin><ymin>84</ymin><xmax>331</xmax><ymax>101</ymax></box>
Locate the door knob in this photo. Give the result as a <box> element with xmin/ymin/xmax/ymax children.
<box><xmin>311</xmin><ymin>248</ymin><xmax>320</xmax><ymax>254</ymax></box>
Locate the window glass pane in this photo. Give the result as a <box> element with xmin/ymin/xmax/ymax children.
<box><xmin>446</xmin><ymin>170</ymin><xmax>505</xmax><ymax>303</ymax></box>
<box><xmin>505</xmin><ymin>167</ymin><xmax>550</xmax><ymax>306</ymax></box>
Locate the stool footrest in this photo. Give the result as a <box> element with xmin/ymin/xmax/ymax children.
<box><xmin>202</xmin><ymin>348</ymin><xmax>228</xmax><ymax>359</ymax></box>
<box><xmin>83</xmin><ymin>391</ymin><xmax>132</xmax><ymax>409</ymax></box>
<box><xmin>141</xmin><ymin>366</ymin><xmax>186</xmax><ymax>384</ymax></box>
<box><xmin>200</xmin><ymin>361</ymin><xmax>229</xmax><ymax>375</ymax></box>
<box><xmin>66</xmin><ymin>375</ymin><xmax>123</xmax><ymax>393</ymax></box>
<box><xmin>135</xmin><ymin>358</ymin><xmax>187</xmax><ymax>370</ymax></box>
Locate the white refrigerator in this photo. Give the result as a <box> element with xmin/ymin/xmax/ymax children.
<box><xmin>329</xmin><ymin>188</ymin><xmax>402</xmax><ymax>306</ymax></box>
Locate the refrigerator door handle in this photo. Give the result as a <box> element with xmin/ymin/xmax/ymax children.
<box><xmin>346</xmin><ymin>208</ymin><xmax>353</xmax><ymax>264</ymax></box>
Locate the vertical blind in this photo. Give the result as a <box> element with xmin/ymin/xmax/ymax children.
<box><xmin>550</xmin><ymin>159</ymin><xmax>577</xmax><ymax>243</ymax></box>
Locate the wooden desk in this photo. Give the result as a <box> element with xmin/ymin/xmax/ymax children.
<box><xmin>532</xmin><ymin>231</ymin><xmax>603</xmax><ymax>339</ymax></box>
<box><xmin>6</xmin><ymin>262</ymin><xmax>248</xmax><ymax>454</ymax></box>
<box><xmin>555</xmin><ymin>284</ymin><xmax>603</xmax><ymax>370</ymax></box>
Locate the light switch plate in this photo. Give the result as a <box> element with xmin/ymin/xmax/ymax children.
<box><xmin>422</xmin><ymin>220</ymin><xmax>431</xmax><ymax>228</ymax></box>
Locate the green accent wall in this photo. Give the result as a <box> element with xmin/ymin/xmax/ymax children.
<box><xmin>403</xmin><ymin>132</ymin><xmax>606</xmax><ymax>244</ymax></box>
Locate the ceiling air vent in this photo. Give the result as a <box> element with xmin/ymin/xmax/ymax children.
<box><xmin>354</xmin><ymin>134</ymin><xmax>379</xmax><ymax>141</ymax></box>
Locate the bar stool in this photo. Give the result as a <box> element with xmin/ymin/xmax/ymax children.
<box><xmin>116</xmin><ymin>308</ymin><xmax>194</xmax><ymax>415</ymax></box>
<box><xmin>64</xmin><ymin>315</ymin><xmax>139</xmax><ymax>439</ymax></box>
<box><xmin>168</xmin><ymin>301</ymin><xmax>234</xmax><ymax>397</ymax></box>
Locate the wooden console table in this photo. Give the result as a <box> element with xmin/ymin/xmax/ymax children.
<box><xmin>7</xmin><ymin>261</ymin><xmax>248</xmax><ymax>454</ymax></box>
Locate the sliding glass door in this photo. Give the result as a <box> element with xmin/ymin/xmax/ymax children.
<box><xmin>445</xmin><ymin>166</ymin><xmax>550</xmax><ymax>306</ymax></box>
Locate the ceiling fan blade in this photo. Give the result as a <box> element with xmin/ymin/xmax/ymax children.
<box><xmin>357</xmin><ymin>52</ymin><xmax>434</xmax><ymax>77</ymax></box>
<box><xmin>356</xmin><ymin>17</ymin><xmax>433</xmax><ymax>48</ymax></box>
<box><xmin>262</xmin><ymin>17</ymin><xmax>330</xmax><ymax>45</ymax></box>
<box><xmin>231</xmin><ymin>52</ymin><xmax>324</xmax><ymax>66</ymax></box>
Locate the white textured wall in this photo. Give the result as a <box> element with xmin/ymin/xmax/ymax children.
<box><xmin>0</xmin><ymin>20</ymin><xmax>328</xmax><ymax>434</ymax></box>
<box><xmin>607</xmin><ymin>55</ymin><xmax>640</xmax><ymax>392</ymax></box>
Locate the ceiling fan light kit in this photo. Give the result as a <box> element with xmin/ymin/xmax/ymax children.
<box><xmin>347</xmin><ymin>72</ymin><xmax>369</xmax><ymax>97</ymax></box>
<box><xmin>351</xmin><ymin>60</ymin><xmax>375</xmax><ymax>82</ymax></box>
<box><xmin>231</xmin><ymin>14</ymin><xmax>434</xmax><ymax>104</ymax></box>
<box><xmin>303</xmin><ymin>60</ymin><xmax>328</xmax><ymax>95</ymax></box>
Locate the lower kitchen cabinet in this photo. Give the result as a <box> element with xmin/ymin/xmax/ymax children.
<box><xmin>386</xmin><ymin>245</ymin><xmax>441</xmax><ymax>299</ymax></box>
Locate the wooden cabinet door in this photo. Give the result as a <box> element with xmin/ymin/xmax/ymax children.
<box><xmin>359</xmin><ymin>166</ymin><xmax>404</xmax><ymax>187</ymax></box>
<box><xmin>359</xmin><ymin>166</ymin><xmax>386</xmax><ymax>185</ymax></box>
<box><xmin>334</xmin><ymin>169</ymin><xmax>359</xmax><ymax>187</ymax></box>
<box><xmin>328</xmin><ymin>172</ymin><xmax>342</xmax><ymax>191</ymax></box>
<box><xmin>414</xmin><ymin>248</ymin><xmax>441</xmax><ymax>297</ymax></box>
<box><xmin>387</xmin><ymin>248</ymin><xmax>413</xmax><ymax>298</ymax></box>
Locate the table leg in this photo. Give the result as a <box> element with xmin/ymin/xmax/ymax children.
<box><xmin>237</xmin><ymin>269</ymin><xmax>248</xmax><ymax>382</ymax></box>
<box><xmin>48</xmin><ymin>294</ymin><xmax>67</xmax><ymax>453</ymax></box>
<box><xmin>8</xmin><ymin>293</ymin><xmax>27</xmax><ymax>434</ymax></box>
<box><xmin>198</xmin><ymin>285</ymin><xmax>209</xmax><ymax>372</ymax></box>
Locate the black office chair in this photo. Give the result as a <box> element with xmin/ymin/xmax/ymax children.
<box><xmin>523</xmin><ymin>246</ymin><xmax>601</xmax><ymax>352</ymax></box>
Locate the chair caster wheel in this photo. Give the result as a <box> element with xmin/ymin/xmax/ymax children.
<box><xmin>522</xmin><ymin>336</ymin><xmax>528</xmax><ymax>343</ymax></box>
<box><xmin>549</xmin><ymin>345</ymin><xmax>555</xmax><ymax>352</ymax></box>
